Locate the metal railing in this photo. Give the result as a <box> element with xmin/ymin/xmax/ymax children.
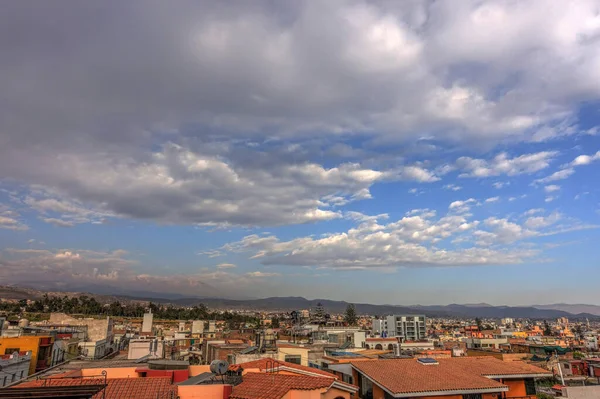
<box><xmin>38</xmin><ymin>370</ymin><xmax>108</xmax><ymax>399</ymax></box>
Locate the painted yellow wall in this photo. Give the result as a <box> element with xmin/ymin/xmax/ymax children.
<box><xmin>277</xmin><ymin>347</ymin><xmax>309</xmax><ymax>366</ymax></box>
<box><xmin>81</xmin><ymin>367</ymin><xmax>140</xmax><ymax>379</ymax></box>
<box><xmin>0</xmin><ymin>336</ymin><xmax>52</xmax><ymax>375</ymax></box>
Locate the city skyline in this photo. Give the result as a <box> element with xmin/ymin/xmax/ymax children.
<box><xmin>1</xmin><ymin>1</ymin><xmax>600</xmax><ymax>305</ymax></box>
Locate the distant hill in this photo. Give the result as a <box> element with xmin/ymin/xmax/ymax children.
<box><xmin>533</xmin><ymin>303</ymin><xmax>600</xmax><ymax>316</ymax></box>
<box><xmin>0</xmin><ymin>285</ymin><xmax>597</xmax><ymax>319</ymax></box>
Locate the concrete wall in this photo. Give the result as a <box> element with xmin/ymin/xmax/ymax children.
<box><xmin>562</xmin><ymin>386</ymin><xmax>600</xmax><ymax>399</ymax></box>
<box><xmin>48</xmin><ymin>313</ymin><xmax>113</xmax><ymax>342</ymax></box>
<box><xmin>127</xmin><ymin>339</ymin><xmax>165</xmax><ymax>360</ymax></box>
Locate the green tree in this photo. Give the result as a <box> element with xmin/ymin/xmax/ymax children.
<box><xmin>271</xmin><ymin>317</ymin><xmax>280</xmax><ymax>328</ymax></box>
<box><xmin>344</xmin><ymin>303</ymin><xmax>358</xmax><ymax>326</ymax></box>
<box><xmin>543</xmin><ymin>320</ymin><xmax>552</xmax><ymax>336</ymax></box>
<box><xmin>475</xmin><ymin>317</ymin><xmax>483</xmax><ymax>331</ymax></box>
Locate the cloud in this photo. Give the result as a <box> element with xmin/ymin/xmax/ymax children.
<box><xmin>457</xmin><ymin>151</ymin><xmax>557</xmax><ymax>178</ymax></box>
<box><xmin>216</xmin><ymin>263</ymin><xmax>236</xmax><ymax>269</ymax></box>
<box><xmin>40</xmin><ymin>218</ymin><xmax>76</xmax><ymax>228</ymax></box>
<box><xmin>534</xmin><ymin>150</ymin><xmax>600</xmax><ymax>185</ymax></box>
<box><xmin>449</xmin><ymin>198</ymin><xmax>478</xmax><ymax>213</ymax></box>
<box><xmin>0</xmin><ymin>205</ymin><xmax>28</xmax><ymax>231</ymax></box>
<box><xmin>0</xmin><ymin>247</ymin><xmax>279</xmax><ymax>298</ymax></box>
<box><xmin>492</xmin><ymin>182</ymin><xmax>508</xmax><ymax>189</ymax></box>
<box><xmin>525</xmin><ymin>212</ymin><xmax>561</xmax><ymax>229</ymax></box>
<box><xmin>443</xmin><ymin>184</ymin><xmax>462</xmax><ymax>191</ymax></box>
<box><xmin>245</xmin><ymin>271</ymin><xmax>281</xmax><ymax>278</ymax></box>
<box><xmin>571</xmin><ymin>151</ymin><xmax>600</xmax><ymax>166</ymax></box>
<box><xmin>485</xmin><ymin>197</ymin><xmax>499</xmax><ymax>203</ymax></box>
<box><xmin>0</xmin><ymin>0</ymin><xmax>599</xmax><ymax>231</ymax></box>
<box><xmin>544</xmin><ymin>185</ymin><xmax>560</xmax><ymax>193</ymax></box>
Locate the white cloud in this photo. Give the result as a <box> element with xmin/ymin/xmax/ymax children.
<box><xmin>544</xmin><ymin>185</ymin><xmax>560</xmax><ymax>193</ymax></box>
<box><xmin>449</xmin><ymin>198</ymin><xmax>478</xmax><ymax>213</ymax></box>
<box><xmin>571</xmin><ymin>151</ymin><xmax>600</xmax><ymax>166</ymax></box>
<box><xmin>485</xmin><ymin>196</ymin><xmax>500</xmax><ymax>203</ymax></box>
<box><xmin>444</xmin><ymin>184</ymin><xmax>462</xmax><ymax>191</ymax></box>
<box><xmin>545</xmin><ymin>196</ymin><xmax>556</xmax><ymax>203</ymax></box>
<box><xmin>0</xmin><ymin>206</ymin><xmax>28</xmax><ymax>231</ymax></box>
<box><xmin>492</xmin><ymin>182</ymin><xmax>509</xmax><ymax>189</ymax></box>
<box><xmin>216</xmin><ymin>263</ymin><xmax>236</xmax><ymax>269</ymax></box>
<box><xmin>525</xmin><ymin>212</ymin><xmax>561</xmax><ymax>229</ymax></box>
<box><xmin>457</xmin><ymin>151</ymin><xmax>557</xmax><ymax>178</ymax></box>
<box><xmin>535</xmin><ymin>151</ymin><xmax>600</xmax><ymax>185</ymax></box>
<box><xmin>245</xmin><ymin>271</ymin><xmax>281</xmax><ymax>278</ymax></box>
<box><xmin>524</xmin><ymin>208</ymin><xmax>544</xmax><ymax>216</ymax></box>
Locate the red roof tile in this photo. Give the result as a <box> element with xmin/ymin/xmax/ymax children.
<box><xmin>230</xmin><ymin>373</ymin><xmax>334</xmax><ymax>399</ymax></box>
<box><xmin>351</xmin><ymin>357</ymin><xmax>551</xmax><ymax>396</ymax></box>
<box><xmin>231</xmin><ymin>357</ymin><xmax>336</xmax><ymax>378</ymax></box>
<box><xmin>16</xmin><ymin>376</ymin><xmax>176</xmax><ymax>399</ymax></box>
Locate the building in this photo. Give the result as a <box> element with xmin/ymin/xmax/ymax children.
<box><xmin>464</xmin><ymin>337</ymin><xmax>509</xmax><ymax>350</ymax></box>
<box><xmin>10</xmin><ymin>355</ymin><xmax>356</xmax><ymax>399</ymax></box>
<box><xmin>372</xmin><ymin>315</ymin><xmax>427</xmax><ymax>340</ymax></box>
<box><xmin>364</xmin><ymin>337</ymin><xmax>397</xmax><ymax>350</ymax></box>
<box><xmin>127</xmin><ymin>338</ymin><xmax>165</xmax><ymax>360</ymax></box>
<box><xmin>0</xmin><ymin>336</ymin><xmax>54</xmax><ymax>375</ymax></box>
<box><xmin>0</xmin><ymin>350</ymin><xmax>31</xmax><ymax>387</ymax></box>
<box><xmin>349</xmin><ymin>356</ymin><xmax>552</xmax><ymax>399</ymax></box>
<box><xmin>142</xmin><ymin>312</ymin><xmax>153</xmax><ymax>334</ymax></box>
<box><xmin>47</xmin><ymin>313</ymin><xmax>115</xmax><ymax>359</ymax></box>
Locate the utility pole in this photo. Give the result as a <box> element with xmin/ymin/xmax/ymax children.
<box><xmin>556</xmin><ymin>352</ymin><xmax>565</xmax><ymax>386</ymax></box>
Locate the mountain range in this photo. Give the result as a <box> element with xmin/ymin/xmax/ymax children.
<box><xmin>1</xmin><ymin>285</ymin><xmax>599</xmax><ymax>319</ymax></box>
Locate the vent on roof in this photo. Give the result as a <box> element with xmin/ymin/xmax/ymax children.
<box><xmin>417</xmin><ymin>358</ymin><xmax>438</xmax><ymax>365</ymax></box>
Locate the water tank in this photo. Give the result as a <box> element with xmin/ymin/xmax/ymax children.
<box><xmin>18</xmin><ymin>319</ymin><xmax>29</xmax><ymax>328</ymax></box>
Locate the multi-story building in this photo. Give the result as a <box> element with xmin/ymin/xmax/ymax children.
<box><xmin>0</xmin><ymin>351</ymin><xmax>31</xmax><ymax>387</ymax></box>
<box><xmin>372</xmin><ymin>315</ymin><xmax>427</xmax><ymax>341</ymax></box>
<box><xmin>0</xmin><ymin>336</ymin><xmax>54</xmax><ymax>375</ymax></box>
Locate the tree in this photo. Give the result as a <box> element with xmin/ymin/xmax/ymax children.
<box><xmin>543</xmin><ymin>320</ymin><xmax>552</xmax><ymax>336</ymax></box>
<box><xmin>344</xmin><ymin>303</ymin><xmax>357</xmax><ymax>326</ymax></box>
<box><xmin>475</xmin><ymin>317</ymin><xmax>483</xmax><ymax>331</ymax></box>
<box><xmin>271</xmin><ymin>317</ymin><xmax>280</xmax><ymax>328</ymax></box>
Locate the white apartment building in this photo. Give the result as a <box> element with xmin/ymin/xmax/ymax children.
<box><xmin>372</xmin><ymin>315</ymin><xmax>427</xmax><ymax>341</ymax></box>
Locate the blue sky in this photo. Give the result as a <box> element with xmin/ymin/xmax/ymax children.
<box><xmin>1</xmin><ymin>0</ymin><xmax>600</xmax><ymax>305</ymax></box>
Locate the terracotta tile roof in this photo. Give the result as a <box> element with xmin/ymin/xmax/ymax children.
<box><xmin>351</xmin><ymin>357</ymin><xmax>551</xmax><ymax>396</ymax></box>
<box><xmin>16</xmin><ymin>376</ymin><xmax>176</xmax><ymax>399</ymax></box>
<box><xmin>230</xmin><ymin>372</ymin><xmax>334</xmax><ymax>399</ymax></box>
<box><xmin>230</xmin><ymin>357</ymin><xmax>336</xmax><ymax>378</ymax></box>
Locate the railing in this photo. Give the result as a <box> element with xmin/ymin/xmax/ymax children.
<box><xmin>38</xmin><ymin>370</ymin><xmax>108</xmax><ymax>399</ymax></box>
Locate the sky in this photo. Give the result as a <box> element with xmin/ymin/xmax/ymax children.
<box><xmin>1</xmin><ymin>0</ymin><xmax>600</xmax><ymax>306</ymax></box>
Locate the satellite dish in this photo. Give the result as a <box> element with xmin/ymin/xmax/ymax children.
<box><xmin>210</xmin><ymin>359</ymin><xmax>229</xmax><ymax>375</ymax></box>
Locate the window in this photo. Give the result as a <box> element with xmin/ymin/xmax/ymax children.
<box><xmin>524</xmin><ymin>378</ymin><xmax>537</xmax><ymax>395</ymax></box>
<box><xmin>284</xmin><ymin>355</ymin><xmax>301</xmax><ymax>365</ymax></box>
<box><xmin>462</xmin><ymin>395</ymin><xmax>482</xmax><ymax>399</ymax></box>
<box><xmin>4</xmin><ymin>348</ymin><xmax>19</xmax><ymax>355</ymax></box>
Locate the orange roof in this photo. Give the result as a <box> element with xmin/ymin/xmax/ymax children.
<box><xmin>230</xmin><ymin>357</ymin><xmax>336</xmax><ymax>378</ymax></box>
<box><xmin>351</xmin><ymin>357</ymin><xmax>551</xmax><ymax>396</ymax></box>
<box><xmin>230</xmin><ymin>372</ymin><xmax>355</xmax><ymax>399</ymax></box>
<box><xmin>16</xmin><ymin>377</ymin><xmax>176</xmax><ymax>399</ymax></box>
